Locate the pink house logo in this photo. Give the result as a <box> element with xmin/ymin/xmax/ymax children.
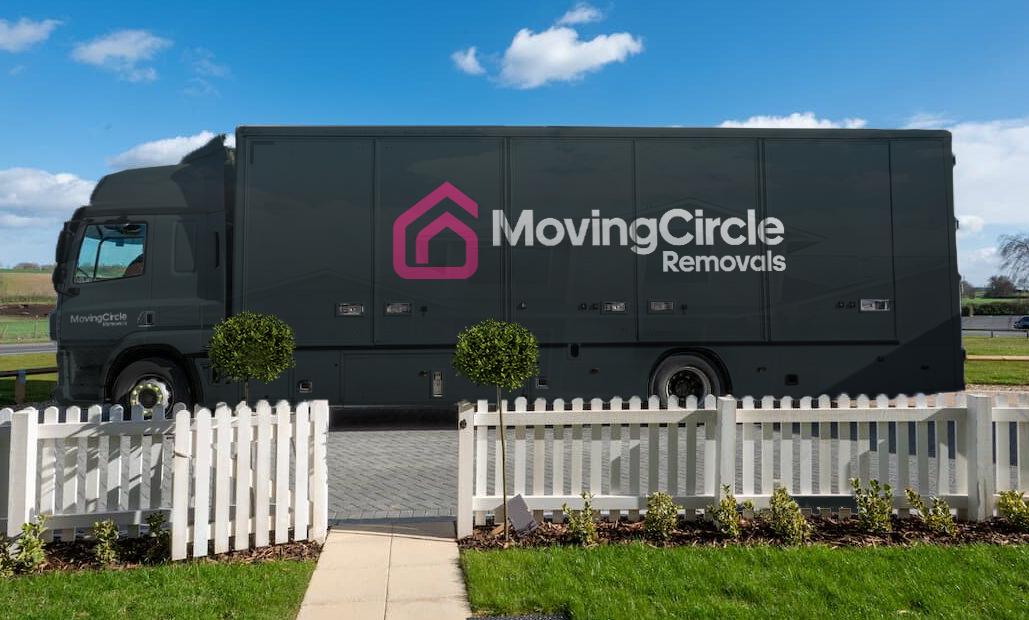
<box><xmin>393</xmin><ymin>182</ymin><xmax>478</xmax><ymax>279</ymax></box>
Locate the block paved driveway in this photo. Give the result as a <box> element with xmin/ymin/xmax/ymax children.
<box><xmin>323</xmin><ymin>409</ymin><xmax>987</xmax><ymax>522</ymax></box>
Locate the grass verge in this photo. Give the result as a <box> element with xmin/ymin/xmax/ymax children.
<box><xmin>0</xmin><ymin>352</ymin><xmax>57</xmax><ymax>407</ymax></box>
<box><xmin>0</xmin><ymin>315</ymin><xmax>50</xmax><ymax>343</ymax></box>
<box><xmin>964</xmin><ymin>337</ymin><xmax>1029</xmax><ymax>385</ymax></box>
<box><xmin>0</xmin><ymin>559</ymin><xmax>315</xmax><ymax>620</ymax></box>
<box><xmin>462</xmin><ymin>543</ymin><xmax>1029</xmax><ymax>620</ymax></box>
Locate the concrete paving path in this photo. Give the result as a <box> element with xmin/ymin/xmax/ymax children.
<box><xmin>296</xmin><ymin>520</ymin><xmax>472</xmax><ymax>620</ymax></box>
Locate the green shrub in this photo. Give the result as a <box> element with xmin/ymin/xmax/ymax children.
<box><xmin>92</xmin><ymin>519</ymin><xmax>119</xmax><ymax>565</ymax></box>
<box><xmin>207</xmin><ymin>311</ymin><xmax>296</xmax><ymax>404</ymax></box>
<box><xmin>0</xmin><ymin>534</ymin><xmax>13</xmax><ymax>578</ymax></box>
<box><xmin>644</xmin><ymin>492</ymin><xmax>679</xmax><ymax>542</ymax></box>
<box><xmin>851</xmin><ymin>478</ymin><xmax>893</xmax><ymax>534</ymax></box>
<box><xmin>14</xmin><ymin>514</ymin><xmax>49</xmax><ymax>573</ymax></box>
<box><xmin>997</xmin><ymin>490</ymin><xmax>1029</xmax><ymax>532</ymax></box>
<box><xmin>144</xmin><ymin>512</ymin><xmax>171</xmax><ymax>564</ymax></box>
<box><xmin>563</xmin><ymin>492</ymin><xmax>598</xmax><ymax>547</ymax></box>
<box><xmin>905</xmin><ymin>489</ymin><xmax>956</xmax><ymax>537</ymax></box>
<box><xmin>766</xmin><ymin>487</ymin><xmax>813</xmax><ymax>545</ymax></box>
<box><xmin>708</xmin><ymin>485</ymin><xmax>749</xmax><ymax>539</ymax></box>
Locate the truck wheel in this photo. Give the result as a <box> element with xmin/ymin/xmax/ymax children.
<box><xmin>112</xmin><ymin>358</ymin><xmax>192</xmax><ymax>417</ymax></box>
<box><xmin>650</xmin><ymin>354</ymin><xmax>725</xmax><ymax>404</ymax></box>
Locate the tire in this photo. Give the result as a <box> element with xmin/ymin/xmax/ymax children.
<box><xmin>112</xmin><ymin>358</ymin><xmax>193</xmax><ymax>417</ymax></box>
<box><xmin>649</xmin><ymin>354</ymin><xmax>726</xmax><ymax>405</ymax></box>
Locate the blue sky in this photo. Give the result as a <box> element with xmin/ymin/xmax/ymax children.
<box><xmin>1</xmin><ymin>1</ymin><xmax>1027</xmax><ymax>286</ymax></box>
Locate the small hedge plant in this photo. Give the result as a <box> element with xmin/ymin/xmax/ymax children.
<box><xmin>0</xmin><ymin>534</ymin><xmax>12</xmax><ymax>578</ymax></box>
<box><xmin>144</xmin><ymin>512</ymin><xmax>171</xmax><ymax>564</ymax></box>
<box><xmin>707</xmin><ymin>485</ymin><xmax>753</xmax><ymax>540</ymax></box>
<box><xmin>644</xmin><ymin>491</ymin><xmax>680</xmax><ymax>542</ymax></box>
<box><xmin>997</xmin><ymin>490</ymin><xmax>1029</xmax><ymax>532</ymax></box>
<box><xmin>92</xmin><ymin>519</ymin><xmax>119</xmax><ymax>565</ymax></box>
<box><xmin>765</xmin><ymin>487</ymin><xmax>813</xmax><ymax>545</ymax></box>
<box><xmin>14</xmin><ymin>514</ymin><xmax>49</xmax><ymax>573</ymax></box>
<box><xmin>563</xmin><ymin>492</ymin><xmax>598</xmax><ymax>547</ymax></box>
<box><xmin>905</xmin><ymin>489</ymin><xmax>956</xmax><ymax>537</ymax></box>
<box><xmin>851</xmin><ymin>478</ymin><xmax>893</xmax><ymax>534</ymax></box>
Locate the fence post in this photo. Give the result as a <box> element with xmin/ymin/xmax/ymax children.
<box><xmin>457</xmin><ymin>401</ymin><xmax>474</xmax><ymax>539</ymax></box>
<box><xmin>309</xmin><ymin>400</ymin><xmax>329</xmax><ymax>544</ymax></box>
<box><xmin>14</xmin><ymin>370</ymin><xmax>25</xmax><ymax>406</ymax></box>
<box><xmin>966</xmin><ymin>394</ymin><xmax>995</xmax><ymax>521</ymax></box>
<box><xmin>7</xmin><ymin>409</ymin><xmax>38</xmax><ymax>538</ymax></box>
<box><xmin>171</xmin><ymin>408</ymin><xmax>191</xmax><ymax>560</ymax></box>
<box><xmin>715</xmin><ymin>396</ymin><xmax>737</xmax><ymax>496</ymax></box>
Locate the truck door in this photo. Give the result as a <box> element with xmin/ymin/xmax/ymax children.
<box><xmin>58</xmin><ymin>219</ymin><xmax>153</xmax><ymax>397</ymax></box>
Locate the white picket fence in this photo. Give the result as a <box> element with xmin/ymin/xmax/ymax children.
<box><xmin>1</xmin><ymin>400</ymin><xmax>329</xmax><ymax>560</ymax></box>
<box><xmin>456</xmin><ymin>393</ymin><xmax>1029</xmax><ymax>537</ymax></box>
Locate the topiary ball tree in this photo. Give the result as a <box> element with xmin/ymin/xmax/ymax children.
<box><xmin>207</xmin><ymin>310</ymin><xmax>296</xmax><ymax>406</ymax></box>
<box><xmin>452</xmin><ymin>319</ymin><xmax>539</xmax><ymax>542</ymax></box>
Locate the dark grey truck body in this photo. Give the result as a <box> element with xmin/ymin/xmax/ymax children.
<box><xmin>51</xmin><ymin>126</ymin><xmax>963</xmax><ymax>408</ymax></box>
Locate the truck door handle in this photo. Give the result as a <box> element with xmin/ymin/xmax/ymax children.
<box><xmin>138</xmin><ymin>311</ymin><xmax>155</xmax><ymax>326</ymax></box>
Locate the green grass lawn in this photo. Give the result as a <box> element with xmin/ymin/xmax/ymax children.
<box><xmin>964</xmin><ymin>337</ymin><xmax>1029</xmax><ymax>385</ymax></box>
<box><xmin>462</xmin><ymin>543</ymin><xmax>1029</xmax><ymax>620</ymax></box>
<box><xmin>0</xmin><ymin>352</ymin><xmax>57</xmax><ymax>407</ymax></box>
<box><xmin>0</xmin><ymin>315</ymin><xmax>51</xmax><ymax>343</ymax></box>
<box><xmin>0</xmin><ymin>559</ymin><xmax>315</xmax><ymax>620</ymax></box>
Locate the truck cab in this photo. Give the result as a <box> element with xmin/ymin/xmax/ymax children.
<box><xmin>50</xmin><ymin>137</ymin><xmax>233</xmax><ymax>412</ymax></box>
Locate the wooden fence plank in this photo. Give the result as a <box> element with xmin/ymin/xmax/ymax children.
<box><xmin>193</xmin><ymin>408</ymin><xmax>212</xmax><ymax>557</ymax></box>
<box><xmin>917</xmin><ymin>421</ymin><xmax>930</xmax><ymax>495</ymax></box>
<box><xmin>533</xmin><ymin>424</ymin><xmax>545</xmax><ymax>522</ymax></box>
<box><xmin>819</xmin><ymin>421</ymin><xmax>831</xmax><ymax>494</ymax></box>
<box><xmin>514</xmin><ymin>425</ymin><xmax>526</xmax><ymax>497</ymax></box>
<box><xmin>629</xmin><ymin>423</ymin><xmax>640</xmax><ymax>520</ymax></box>
<box><xmin>310</xmin><ymin>401</ymin><xmax>329</xmax><ymax>544</ymax></box>
<box><xmin>39</xmin><ymin>407</ymin><xmax>58</xmax><ymax>542</ymax></box>
<box><xmin>214</xmin><ymin>404</ymin><xmax>232</xmax><ymax>554</ymax></box>
<box><xmin>761</xmin><ymin>422</ymin><xmax>773</xmax><ymax>494</ymax></box>
<box><xmin>877</xmin><ymin>421</ymin><xmax>890</xmax><ymax>489</ymax></box>
<box><xmin>274</xmin><ymin>402</ymin><xmax>291</xmax><ymax>545</ymax></box>
<box><xmin>295</xmin><ymin>402</ymin><xmax>310</xmax><ymax>542</ymax></box>
<box><xmin>800</xmin><ymin>422</ymin><xmax>812</xmax><ymax>494</ymax></box>
<box><xmin>233</xmin><ymin>404</ymin><xmax>252</xmax><ymax>551</ymax></box>
<box><xmin>171</xmin><ymin>409</ymin><xmax>190</xmax><ymax>561</ymax></box>
<box><xmin>62</xmin><ymin>406</ymin><xmax>81</xmax><ymax>541</ymax></box>
<box><xmin>552</xmin><ymin>424</ymin><xmax>564</xmax><ymax>524</ymax></box>
<box><xmin>254</xmin><ymin>403</ymin><xmax>272</xmax><ymax>548</ymax></box>
<box><xmin>475</xmin><ymin>424</ymin><xmax>487</xmax><ymax>526</ymax></box>
<box><xmin>648</xmin><ymin>423</ymin><xmax>659</xmax><ymax>495</ymax></box>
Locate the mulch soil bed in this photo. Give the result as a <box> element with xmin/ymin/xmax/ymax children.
<box><xmin>459</xmin><ymin>516</ymin><xmax>1029</xmax><ymax>550</ymax></box>
<box><xmin>12</xmin><ymin>538</ymin><xmax>321</xmax><ymax>575</ymax></box>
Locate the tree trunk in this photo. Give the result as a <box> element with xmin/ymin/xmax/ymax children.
<box><xmin>497</xmin><ymin>384</ymin><xmax>509</xmax><ymax>543</ymax></box>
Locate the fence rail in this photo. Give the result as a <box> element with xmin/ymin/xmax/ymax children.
<box><xmin>1</xmin><ymin>400</ymin><xmax>329</xmax><ymax>560</ymax></box>
<box><xmin>456</xmin><ymin>393</ymin><xmax>1029</xmax><ymax>538</ymax></box>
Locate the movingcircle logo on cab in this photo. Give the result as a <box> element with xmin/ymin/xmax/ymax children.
<box><xmin>494</xmin><ymin>208</ymin><xmax>787</xmax><ymax>273</ymax></box>
<box><xmin>70</xmin><ymin>312</ymin><xmax>128</xmax><ymax>327</ymax></box>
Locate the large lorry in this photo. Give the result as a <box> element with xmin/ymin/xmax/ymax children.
<box><xmin>50</xmin><ymin>126</ymin><xmax>963</xmax><ymax>411</ymax></box>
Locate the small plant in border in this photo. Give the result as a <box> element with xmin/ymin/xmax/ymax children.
<box><xmin>14</xmin><ymin>513</ymin><xmax>49</xmax><ymax>573</ymax></box>
<box><xmin>997</xmin><ymin>490</ymin><xmax>1029</xmax><ymax>532</ymax></box>
<box><xmin>92</xmin><ymin>519</ymin><xmax>119</xmax><ymax>565</ymax></box>
<box><xmin>851</xmin><ymin>478</ymin><xmax>893</xmax><ymax>534</ymax></box>
<box><xmin>563</xmin><ymin>491</ymin><xmax>599</xmax><ymax>547</ymax></box>
<box><xmin>144</xmin><ymin>512</ymin><xmax>171</xmax><ymax>564</ymax></box>
<box><xmin>905</xmin><ymin>488</ymin><xmax>956</xmax><ymax>537</ymax></box>
<box><xmin>708</xmin><ymin>485</ymin><xmax>751</xmax><ymax>540</ymax></box>
<box><xmin>644</xmin><ymin>491</ymin><xmax>680</xmax><ymax>542</ymax></box>
<box><xmin>0</xmin><ymin>534</ymin><xmax>13</xmax><ymax>578</ymax></box>
<box><xmin>765</xmin><ymin>487</ymin><xmax>813</xmax><ymax>545</ymax></box>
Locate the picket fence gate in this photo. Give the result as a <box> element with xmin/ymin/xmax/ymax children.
<box><xmin>1</xmin><ymin>400</ymin><xmax>329</xmax><ymax>560</ymax></box>
<box><xmin>456</xmin><ymin>393</ymin><xmax>1029</xmax><ymax>538</ymax></box>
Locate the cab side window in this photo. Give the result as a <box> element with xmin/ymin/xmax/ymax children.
<box><xmin>74</xmin><ymin>223</ymin><xmax>147</xmax><ymax>283</ymax></box>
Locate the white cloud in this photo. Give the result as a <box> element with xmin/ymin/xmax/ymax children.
<box><xmin>71</xmin><ymin>29</ymin><xmax>172</xmax><ymax>82</ymax></box>
<box><xmin>719</xmin><ymin>111</ymin><xmax>868</xmax><ymax>129</ymax></box>
<box><xmin>557</xmin><ymin>2</ymin><xmax>604</xmax><ymax>25</ymax></box>
<box><xmin>0</xmin><ymin>17</ymin><xmax>61</xmax><ymax>53</ymax></box>
<box><xmin>107</xmin><ymin>131</ymin><xmax>234</xmax><ymax>170</ymax></box>
<box><xmin>957</xmin><ymin>214</ymin><xmax>985</xmax><ymax>238</ymax></box>
<box><xmin>0</xmin><ymin>213</ymin><xmax>35</xmax><ymax>228</ymax></box>
<box><xmin>191</xmin><ymin>47</ymin><xmax>229</xmax><ymax>77</ymax></box>
<box><xmin>946</xmin><ymin>118</ymin><xmax>1029</xmax><ymax>228</ymax></box>
<box><xmin>0</xmin><ymin>168</ymin><xmax>94</xmax><ymax>219</ymax></box>
<box><xmin>451</xmin><ymin>46</ymin><xmax>485</xmax><ymax>75</ymax></box>
<box><xmin>903</xmin><ymin>112</ymin><xmax>955</xmax><ymax>130</ymax></box>
<box><xmin>499</xmin><ymin>26</ymin><xmax>643</xmax><ymax>89</ymax></box>
<box><xmin>8</xmin><ymin>64</ymin><xmax>25</xmax><ymax>76</ymax></box>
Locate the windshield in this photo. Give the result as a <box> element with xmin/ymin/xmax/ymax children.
<box><xmin>74</xmin><ymin>222</ymin><xmax>147</xmax><ymax>283</ymax></box>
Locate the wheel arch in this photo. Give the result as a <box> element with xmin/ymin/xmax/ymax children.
<box><xmin>104</xmin><ymin>346</ymin><xmax>200</xmax><ymax>404</ymax></box>
<box><xmin>648</xmin><ymin>348</ymin><xmax>733</xmax><ymax>397</ymax></box>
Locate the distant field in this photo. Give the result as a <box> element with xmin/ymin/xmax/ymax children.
<box><xmin>0</xmin><ymin>270</ymin><xmax>55</xmax><ymax>303</ymax></box>
<box><xmin>963</xmin><ymin>297</ymin><xmax>1028</xmax><ymax>306</ymax></box>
